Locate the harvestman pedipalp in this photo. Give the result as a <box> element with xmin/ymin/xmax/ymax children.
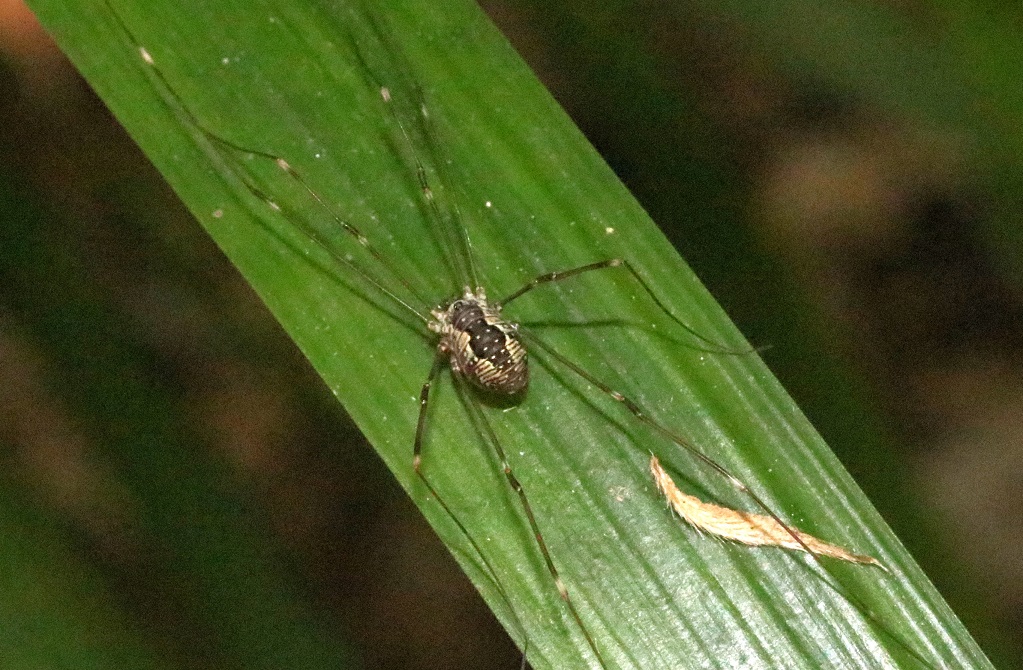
<box><xmin>101</xmin><ymin>5</ymin><xmax>942</xmax><ymax>669</ymax></box>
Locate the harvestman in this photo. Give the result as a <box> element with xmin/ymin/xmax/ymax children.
<box><xmin>104</xmin><ymin>6</ymin><xmax>927</xmax><ymax>669</ymax></box>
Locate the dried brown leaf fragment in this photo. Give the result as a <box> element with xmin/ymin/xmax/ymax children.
<box><xmin>650</xmin><ymin>455</ymin><xmax>883</xmax><ymax>568</ymax></box>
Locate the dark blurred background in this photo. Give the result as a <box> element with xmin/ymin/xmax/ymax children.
<box><xmin>2</xmin><ymin>0</ymin><xmax>1020</xmax><ymax>668</ymax></box>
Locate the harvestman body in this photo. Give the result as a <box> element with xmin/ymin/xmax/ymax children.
<box><xmin>103</xmin><ymin>5</ymin><xmax>937</xmax><ymax>670</ymax></box>
<box><xmin>431</xmin><ymin>287</ymin><xmax>528</xmax><ymax>396</ymax></box>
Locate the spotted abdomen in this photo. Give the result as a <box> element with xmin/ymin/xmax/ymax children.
<box><xmin>431</xmin><ymin>288</ymin><xmax>528</xmax><ymax>395</ymax></box>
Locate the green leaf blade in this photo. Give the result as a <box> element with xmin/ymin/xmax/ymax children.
<box><xmin>31</xmin><ymin>0</ymin><xmax>994</xmax><ymax>668</ymax></box>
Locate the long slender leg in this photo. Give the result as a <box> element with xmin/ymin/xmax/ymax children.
<box><xmin>344</xmin><ymin>10</ymin><xmax>481</xmax><ymax>291</ymax></box>
<box><xmin>413</xmin><ymin>352</ymin><xmax>447</xmax><ymax>472</ymax></box>
<box><xmin>413</xmin><ymin>353</ymin><xmax>534</xmax><ymax>665</ymax></box>
<box><xmin>499</xmin><ymin>258</ymin><xmax>753</xmax><ymax>355</ymax></box>
<box><xmin>378</xmin><ymin>86</ymin><xmax>480</xmax><ymax>291</ymax></box>
<box><xmin>523</xmin><ymin>332</ymin><xmax>935</xmax><ymax>670</ymax></box>
<box><xmin>241</xmin><ymin>145</ymin><xmax>433</xmax><ymax>311</ymax></box>
<box><xmin>526</xmin><ymin>330</ymin><xmax>850</xmax><ymax>558</ymax></box>
<box><xmin>104</xmin><ymin>1</ymin><xmax>429</xmax><ymax>321</ymax></box>
<box><xmin>452</xmin><ymin>382</ymin><xmax>610</xmax><ymax>670</ymax></box>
